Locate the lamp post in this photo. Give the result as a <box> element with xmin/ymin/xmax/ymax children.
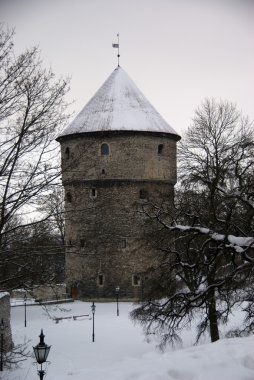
<box><xmin>33</xmin><ymin>330</ymin><xmax>51</xmax><ymax>380</ymax></box>
<box><xmin>91</xmin><ymin>302</ymin><xmax>96</xmax><ymax>342</ymax></box>
<box><xmin>24</xmin><ymin>293</ymin><xmax>27</xmax><ymax>327</ymax></box>
<box><xmin>0</xmin><ymin>319</ymin><xmax>4</xmax><ymax>371</ymax></box>
<box><xmin>115</xmin><ymin>286</ymin><xmax>120</xmax><ymax>316</ymax></box>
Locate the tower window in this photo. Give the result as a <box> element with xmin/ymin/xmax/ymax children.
<box><xmin>98</xmin><ymin>274</ymin><xmax>104</xmax><ymax>286</ymax></box>
<box><xmin>101</xmin><ymin>143</ymin><xmax>109</xmax><ymax>155</ymax></box>
<box><xmin>101</xmin><ymin>169</ymin><xmax>105</xmax><ymax>175</ymax></box>
<box><xmin>158</xmin><ymin>144</ymin><xmax>164</xmax><ymax>155</ymax></box>
<box><xmin>66</xmin><ymin>192</ymin><xmax>72</xmax><ymax>203</ymax></box>
<box><xmin>132</xmin><ymin>274</ymin><xmax>141</xmax><ymax>286</ymax></box>
<box><xmin>65</xmin><ymin>147</ymin><xmax>70</xmax><ymax>159</ymax></box>
<box><xmin>90</xmin><ymin>188</ymin><xmax>97</xmax><ymax>198</ymax></box>
<box><xmin>80</xmin><ymin>239</ymin><xmax>85</xmax><ymax>248</ymax></box>
<box><xmin>121</xmin><ymin>239</ymin><xmax>127</xmax><ymax>249</ymax></box>
<box><xmin>139</xmin><ymin>189</ymin><xmax>148</xmax><ymax>200</ymax></box>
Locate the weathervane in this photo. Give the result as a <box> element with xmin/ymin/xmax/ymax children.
<box><xmin>112</xmin><ymin>33</ymin><xmax>120</xmax><ymax>67</ymax></box>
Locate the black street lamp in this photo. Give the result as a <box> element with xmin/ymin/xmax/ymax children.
<box><xmin>33</xmin><ymin>330</ymin><xmax>51</xmax><ymax>380</ymax></box>
<box><xmin>115</xmin><ymin>286</ymin><xmax>120</xmax><ymax>316</ymax></box>
<box><xmin>24</xmin><ymin>294</ymin><xmax>27</xmax><ymax>327</ymax></box>
<box><xmin>91</xmin><ymin>302</ymin><xmax>96</xmax><ymax>342</ymax></box>
<box><xmin>0</xmin><ymin>319</ymin><xmax>4</xmax><ymax>372</ymax></box>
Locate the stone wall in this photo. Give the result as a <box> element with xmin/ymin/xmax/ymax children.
<box><xmin>59</xmin><ymin>131</ymin><xmax>177</xmax><ymax>299</ymax></box>
<box><xmin>61</xmin><ymin>131</ymin><xmax>177</xmax><ymax>184</ymax></box>
<box><xmin>11</xmin><ymin>284</ymin><xmax>67</xmax><ymax>301</ymax></box>
<box><xmin>0</xmin><ymin>292</ymin><xmax>13</xmax><ymax>351</ymax></box>
<box><xmin>30</xmin><ymin>284</ymin><xmax>67</xmax><ymax>300</ymax></box>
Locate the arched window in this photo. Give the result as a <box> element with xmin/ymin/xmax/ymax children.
<box><xmin>65</xmin><ymin>147</ymin><xmax>70</xmax><ymax>159</ymax></box>
<box><xmin>66</xmin><ymin>192</ymin><xmax>72</xmax><ymax>203</ymax></box>
<box><xmin>101</xmin><ymin>143</ymin><xmax>109</xmax><ymax>156</ymax></box>
<box><xmin>158</xmin><ymin>144</ymin><xmax>164</xmax><ymax>155</ymax></box>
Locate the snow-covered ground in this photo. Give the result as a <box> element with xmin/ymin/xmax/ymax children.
<box><xmin>3</xmin><ymin>301</ymin><xmax>254</xmax><ymax>380</ymax></box>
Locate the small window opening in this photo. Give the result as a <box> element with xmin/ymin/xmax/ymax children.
<box><xmin>90</xmin><ymin>188</ymin><xmax>97</xmax><ymax>198</ymax></box>
<box><xmin>98</xmin><ymin>274</ymin><xmax>104</xmax><ymax>286</ymax></box>
<box><xmin>158</xmin><ymin>144</ymin><xmax>164</xmax><ymax>155</ymax></box>
<box><xmin>132</xmin><ymin>274</ymin><xmax>141</xmax><ymax>286</ymax></box>
<box><xmin>101</xmin><ymin>169</ymin><xmax>105</xmax><ymax>175</ymax></box>
<box><xmin>101</xmin><ymin>143</ymin><xmax>109</xmax><ymax>156</ymax></box>
<box><xmin>139</xmin><ymin>189</ymin><xmax>148</xmax><ymax>200</ymax></box>
<box><xmin>121</xmin><ymin>239</ymin><xmax>127</xmax><ymax>249</ymax></box>
<box><xmin>66</xmin><ymin>192</ymin><xmax>72</xmax><ymax>203</ymax></box>
<box><xmin>80</xmin><ymin>239</ymin><xmax>85</xmax><ymax>248</ymax></box>
<box><xmin>69</xmin><ymin>239</ymin><xmax>72</xmax><ymax>246</ymax></box>
<box><xmin>65</xmin><ymin>147</ymin><xmax>70</xmax><ymax>159</ymax></box>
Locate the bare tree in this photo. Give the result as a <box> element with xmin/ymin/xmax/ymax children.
<box><xmin>0</xmin><ymin>25</ymin><xmax>70</xmax><ymax>290</ymax></box>
<box><xmin>38</xmin><ymin>186</ymin><xmax>65</xmax><ymax>245</ymax></box>
<box><xmin>131</xmin><ymin>99</ymin><xmax>254</xmax><ymax>345</ymax></box>
<box><xmin>178</xmin><ymin>98</ymin><xmax>254</xmax><ymax>232</ymax></box>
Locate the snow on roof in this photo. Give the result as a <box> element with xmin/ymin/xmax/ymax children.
<box><xmin>59</xmin><ymin>66</ymin><xmax>180</xmax><ymax>138</ymax></box>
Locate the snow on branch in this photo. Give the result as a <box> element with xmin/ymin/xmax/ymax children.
<box><xmin>168</xmin><ymin>224</ymin><xmax>254</xmax><ymax>254</ymax></box>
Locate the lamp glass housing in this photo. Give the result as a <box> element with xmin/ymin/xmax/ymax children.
<box><xmin>33</xmin><ymin>330</ymin><xmax>51</xmax><ymax>364</ymax></box>
<box><xmin>33</xmin><ymin>345</ymin><xmax>51</xmax><ymax>364</ymax></box>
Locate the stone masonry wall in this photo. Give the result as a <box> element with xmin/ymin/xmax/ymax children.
<box><xmin>59</xmin><ymin>131</ymin><xmax>177</xmax><ymax>298</ymax></box>
<box><xmin>64</xmin><ymin>181</ymin><xmax>174</xmax><ymax>298</ymax></box>
<box><xmin>12</xmin><ymin>285</ymin><xmax>67</xmax><ymax>301</ymax></box>
<box><xmin>0</xmin><ymin>293</ymin><xmax>13</xmax><ymax>351</ymax></box>
<box><xmin>61</xmin><ymin>132</ymin><xmax>177</xmax><ymax>184</ymax></box>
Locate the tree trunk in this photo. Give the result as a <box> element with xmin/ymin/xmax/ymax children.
<box><xmin>208</xmin><ymin>289</ymin><xmax>220</xmax><ymax>342</ymax></box>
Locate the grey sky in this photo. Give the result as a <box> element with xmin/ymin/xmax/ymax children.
<box><xmin>1</xmin><ymin>0</ymin><xmax>254</xmax><ymax>135</ymax></box>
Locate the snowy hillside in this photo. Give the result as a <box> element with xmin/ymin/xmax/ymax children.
<box><xmin>3</xmin><ymin>301</ymin><xmax>254</xmax><ymax>380</ymax></box>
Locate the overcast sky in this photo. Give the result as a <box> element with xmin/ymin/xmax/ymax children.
<box><xmin>1</xmin><ymin>0</ymin><xmax>253</xmax><ymax>135</ymax></box>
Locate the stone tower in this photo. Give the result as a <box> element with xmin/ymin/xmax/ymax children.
<box><xmin>56</xmin><ymin>67</ymin><xmax>180</xmax><ymax>299</ymax></box>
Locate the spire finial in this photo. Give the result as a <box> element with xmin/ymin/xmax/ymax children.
<box><xmin>112</xmin><ymin>33</ymin><xmax>120</xmax><ymax>67</ymax></box>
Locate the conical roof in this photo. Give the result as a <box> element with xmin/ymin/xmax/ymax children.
<box><xmin>59</xmin><ymin>66</ymin><xmax>180</xmax><ymax>138</ymax></box>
